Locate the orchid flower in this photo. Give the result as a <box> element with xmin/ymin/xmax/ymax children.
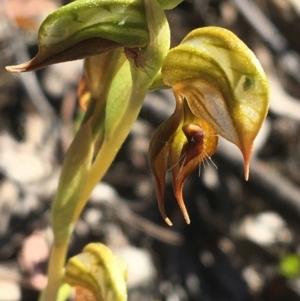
<box><xmin>149</xmin><ymin>27</ymin><xmax>269</xmax><ymax>225</ymax></box>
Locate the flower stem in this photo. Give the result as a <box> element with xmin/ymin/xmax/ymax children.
<box><xmin>42</xmin><ymin>239</ymin><xmax>70</xmax><ymax>301</ymax></box>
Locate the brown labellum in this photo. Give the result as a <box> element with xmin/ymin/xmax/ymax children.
<box><xmin>169</xmin><ymin>120</ymin><xmax>218</xmax><ymax>224</ymax></box>
<box><xmin>180</xmin><ymin>124</ymin><xmax>205</xmax><ymax>166</ymax></box>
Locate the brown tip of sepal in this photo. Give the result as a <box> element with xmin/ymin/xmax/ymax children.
<box><xmin>242</xmin><ymin>143</ymin><xmax>253</xmax><ymax>181</ymax></box>
<box><xmin>154</xmin><ymin>182</ymin><xmax>173</xmax><ymax>226</ymax></box>
<box><xmin>164</xmin><ymin>217</ymin><xmax>173</xmax><ymax>226</ymax></box>
<box><xmin>158</xmin><ymin>203</ymin><xmax>173</xmax><ymax>226</ymax></box>
<box><xmin>177</xmin><ymin>196</ymin><xmax>191</xmax><ymax>224</ymax></box>
<box><xmin>173</xmin><ymin>185</ymin><xmax>191</xmax><ymax>224</ymax></box>
<box><xmin>6</xmin><ymin>38</ymin><xmax>120</xmax><ymax>73</ymax></box>
<box><xmin>244</xmin><ymin>162</ymin><xmax>250</xmax><ymax>181</ymax></box>
<box><xmin>6</xmin><ymin>63</ymin><xmax>32</xmax><ymax>73</ymax></box>
<box><xmin>183</xmin><ymin>212</ymin><xmax>191</xmax><ymax>224</ymax></box>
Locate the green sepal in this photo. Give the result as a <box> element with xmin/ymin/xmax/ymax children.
<box><xmin>64</xmin><ymin>243</ymin><xmax>127</xmax><ymax>301</ymax></box>
<box><xmin>6</xmin><ymin>0</ymin><xmax>149</xmax><ymax>72</ymax></box>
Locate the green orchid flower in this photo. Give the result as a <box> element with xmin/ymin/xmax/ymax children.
<box><xmin>149</xmin><ymin>27</ymin><xmax>270</xmax><ymax>225</ymax></box>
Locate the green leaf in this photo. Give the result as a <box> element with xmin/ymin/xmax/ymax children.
<box><xmin>51</xmin><ymin>119</ymin><xmax>94</xmax><ymax>243</ymax></box>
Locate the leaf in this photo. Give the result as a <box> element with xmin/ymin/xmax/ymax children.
<box><xmin>51</xmin><ymin>118</ymin><xmax>94</xmax><ymax>243</ymax></box>
<box><xmin>6</xmin><ymin>0</ymin><xmax>149</xmax><ymax>72</ymax></box>
<box><xmin>64</xmin><ymin>243</ymin><xmax>127</xmax><ymax>301</ymax></box>
<box><xmin>162</xmin><ymin>27</ymin><xmax>270</xmax><ymax>179</ymax></box>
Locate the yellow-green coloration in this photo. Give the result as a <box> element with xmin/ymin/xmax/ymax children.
<box><xmin>6</xmin><ymin>0</ymin><xmax>149</xmax><ymax>72</ymax></box>
<box><xmin>21</xmin><ymin>1</ymin><xmax>170</xmax><ymax>300</ymax></box>
<box><xmin>162</xmin><ymin>27</ymin><xmax>270</xmax><ymax>180</ymax></box>
<box><xmin>6</xmin><ymin>0</ymin><xmax>170</xmax><ymax>300</ymax></box>
<box><xmin>51</xmin><ymin>119</ymin><xmax>94</xmax><ymax>243</ymax></box>
<box><xmin>280</xmin><ymin>254</ymin><xmax>300</xmax><ymax>279</ymax></box>
<box><xmin>156</xmin><ymin>0</ymin><xmax>184</xmax><ymax>9</ymax></box>
<box><xmin>65</xmin><ymin>243</ymin><xmax>127</xmax><ymax>301</ymax></box>
<box><xmin>70</xmin><ymin>0</ymin><xmax>170</xmax><ymax>227</ymax></box>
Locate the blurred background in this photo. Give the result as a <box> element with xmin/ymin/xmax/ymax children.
<box><xmin>1</xmin><ymin>0</ymin><xmax>300</xmax><ymax>300</ymax></box>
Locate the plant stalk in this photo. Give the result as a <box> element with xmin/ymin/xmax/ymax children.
<box><xmin>42</xmin><ymin>239</ymin><xmax>70</xmax><ymax>301</ymax></box>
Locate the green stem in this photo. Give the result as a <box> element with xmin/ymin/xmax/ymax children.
<box><xmin>72</xmin><ymin>116</ymin><xmax>139</xmax><ymax>222</ymax></box>
<box><xmin>149</xmin><ymin>71</ymin><xmax>169</xmax><ymax>91</ymax></box>
<box><xmin>42</xmin><ymin>239</ymin><xmax>70</xmax><ymax>301</ymax></box>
